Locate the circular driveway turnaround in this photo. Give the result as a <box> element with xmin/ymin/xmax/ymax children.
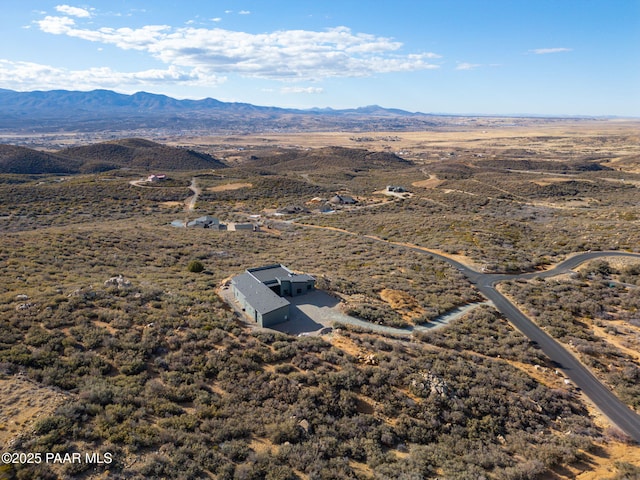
<box><xmin>290</xmin><ymin>221</ymin><xmax>640</xmax><ymax>443</ymax></box>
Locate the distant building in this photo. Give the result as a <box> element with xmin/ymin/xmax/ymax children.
<box><xmin>228</xmin><ymin>222</ymin><xmax>256</xmax><ymax>231</ymax></box>
<box><xmin>276</xmin><ymin>205</ymin><xmax>310</xmax><ymax>215</ymax></box>
<box><xmin>386</xmin><ymin>185</ymin><xmax>406</xmax><ymax>193</ymax></box>
<box><xmin>187</xmin><ymin>216</ymin><xmax>220</xmax><ymax>228</ymax></box>
<box><xmin>231</xmin><ymin>264</ymin><xmax>315</xmax><ymax>327</ymax></box>
<box><xmin>329</xmin><ymin>194</ymin><xmax>357</xmax><ymax>205</ymax></box>
<box><xmin>319</xmin><ymin>204</ymin><xmax>335</xmax><ymax>213</ymax></box>
<box><xmin>147</xmin><ymin>174</ymin><xmax>167</xmax><ymax>182</ymax></box>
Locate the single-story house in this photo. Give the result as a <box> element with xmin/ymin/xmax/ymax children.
<box><xmin>276</xmin><ymin>205</ymin><xmax>310</xmax><ymax>215</ymax></box>
<box><xmin>228</xmin><ymin>222</ymin><xmax>256</xmax><ymax>231</ymax></box>
<box><xmin>329</xmin><ymin>194</ymin><xmax>357</xmax><ymax>205</ymax></box>
<box><xmin>231</xmin><ymin>264</ymin><xmax>315</xmax><ymax>327</ymax></box>
<box><xmin>319</xmin><ymin>205</ymin><xmax>335</xmax><ymax>213</ymax></box>
<box><xmin>187</xmin><ymin>216</ymin><xmax>220</xmax><ymax>228</ymax></box>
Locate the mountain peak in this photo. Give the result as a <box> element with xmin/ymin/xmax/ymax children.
<box><xmin>0</xmin><ymin>88</ymin><xmax>431</xmax><ymax>133</ymax></box>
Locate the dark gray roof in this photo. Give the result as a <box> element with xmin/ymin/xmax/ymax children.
<box><xmin>247</xmin><ymin>264</ymin><xmax>292</xmax><ymax>284</ymax></box>
<box><xmin>247</xmin><ymin>264</ymin><xmax>315</xmax><ymax>285</ymax></box>
<box><xmin>193</xmin><ymin>215</ymin><xmax>219</xmax><ymax>224</ymax></box>
<box><xmin>232</xmin><ymin>273</ymin><xmax>290</xmax><ymax>315</ymax></box>
<box><xmin>286</xmin><ymin>274</ymin><xmax>315</xmax><ymax>283</ymax></box>
<box><xmin>329</xmin><ymin>194</ymin><xmax>356</xmax><ymax>204</ymax></box>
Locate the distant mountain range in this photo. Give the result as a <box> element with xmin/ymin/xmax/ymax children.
<box><xmin>0</xmin><ymin>138</ymin><xmax>226</xmax><ymax>174</ymax></box>
<box><xmin>0</xmin><ymin>88</ymin><xmax>437</xmax><ymax>134</ymax></box>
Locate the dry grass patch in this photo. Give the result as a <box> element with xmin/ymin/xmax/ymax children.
<box><xmin>538</xmin><ymin>442</ymin><xmax>640</xmax><ymax>480</ymax></box>
<box><xmin>348</xmin><ymin>460</ymin><xmax>374</xmax><ymax>479</ymax></box>
<box><xmin>412</xmin><ymin>175</ymin><xmax>444</xmax><ymax>188</ymax></box>
<box><xmin>587</xmin><ymin>319</ymin><xmax>640</xmax><ymax>364</ymax></box>
<box><xmin>207</xmin><ymin>182</ymin><xmax>252</xmax><ymax>192</ymax></box>
<box><xmin>505</xmin><ymin>360</ymin><xmax>565</xmax><ymax>390</ymax></box>
<box><xmin>0</xmin><ymin>377</ymin><xmax>68</xmax><ymax>447</ymax></box>
<box><xmin>578</xmin><ymin>257</ymin><xmax>640</xmax><ymax>271</ymax></box>
<box><xmin>329</xmin><ymin>333</ymin><xmax>370</xmax><ymax>359</ymax></box>
<box><xmin>379</xmin><ymin>288</ymin><xmax>425</xmax><ymax>322</ymax></box>
<box><xmin>248</xmin><ymin>437</ymin><xmax>274</xmax><ymax>455</ymax></box>
<box><xmin>573</xmin><ymin>442</ymin><xmax>640</xmax><ymax>480</ymax></box>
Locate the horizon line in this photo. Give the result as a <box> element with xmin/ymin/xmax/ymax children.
<box><xmin>1</xmin><ymin>87</ymin><xmax>638</xmax><ymax>120</ymax></box>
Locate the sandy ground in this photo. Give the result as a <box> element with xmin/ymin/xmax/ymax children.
<box><xmin>0</xmin><ymin>376</ymin><xmax>68</xmax><ymax>448</ymax></box>
<box><xmin>379</xmin><ymin>288</ymin><xmax>425</xmax><ymax>321</ymax></box>
<box><xmin>373</xmin><ymin>189</ymin><xmax>414</xmax><ymax>199</ymax></box>
<box><xmin>207</xmin><ymin>182</ymin><xmax>252</xmax><ymax>192</ymax></box>
<box><xmin>159</xmin><ymin>201</ymin><xmax>183</xmax><ymax>207</ymax></box>
<box><xmin>412</xmin><ymin>174</ymin><xmax>444</xmax><ymax>189</ymax></box>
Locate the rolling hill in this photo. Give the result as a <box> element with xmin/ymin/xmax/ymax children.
<box><xmin>60</xmin><ymin>138</ymin><xmax>227</xmax><ymax>171</ymax></box>
<box><xmin>0</xmin><ymin>145</ymin><xmax>81</xmax><ymax>174</ymax></box>
<box><xmin>0</xmin><ymin>139</ymin><xmax>226</xmax><ymax>174</ymax></box>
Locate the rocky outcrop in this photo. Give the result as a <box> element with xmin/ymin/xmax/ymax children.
<box><xmin>410</xmin><ymin>371</ymin><xmax>452</xmax><ymax>399</ymax></box>
<box><xmin>104</xmin><ymin>275</ymin><xmax>132</xmax><ymax>290</ymax></box>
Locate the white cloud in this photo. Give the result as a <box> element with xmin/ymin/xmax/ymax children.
<box><xmin>0</xmin><ymin>59</ymin><xmax>225</xmax><ymax>92</ymax></box>
<box><xmin>529</xmin><ymin>47</ymin><xmax>572</xmax><ymax>55</ymax></box>
<box><xmin>38</xmin><ymin>15</ymin><xmax>76</xmax><ymax>34</ymax></box>
<box><xmin>55</xmin><ymin>5</ymin><xmax>92</xmax><ymax>18</ymax></box>
<box><xmin>238</xmin><ymin>10</ymin><xmax>251</xmax><ymax>15</ymax></box>
<box><xmin>281</xmin><ymin>86</ymin><xmax>324</xmax><ymax>94</ymax></box>
<box><xmin>456</xmin><ymin>62</ymin><xmax>481</xmax><ymax>70</ymax></box>
<box><xmin>35</xmin><ymin>15</ymin><xmax>441</xmax><ymax>81</ymax></box>
<box><xmin>211</xmin><ymin>17</ymin><xmax>222</xmax><ymax>22</ymax></box>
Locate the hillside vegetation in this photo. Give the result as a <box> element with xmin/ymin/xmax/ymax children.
<box><xmin>1</xmin><ymin>121</ymin><xmax>639</xmax><ymax>479</ymax></box>
<box><xmin>0</xmin><ymin>139</ymin><xmax>226</xmax><ymax>174</ymax></box>
<box><xmin>248</xmin><ymin>147</ymin><xmax>412</xmax><ymax>172</ymax></box>
<box><xmin>0</xmin><ymin>221</ymin><xmax>602</xmax><ymax>480</ymax></box>
<box><xmin>0</xmin><ymin>145</ymin><xmax>81</xmax><ymax>174</ymax></box>
<box><xmin>61</xmin><ymin>139</ymin><xmax>227</xmax><ymax>171</ymax></box>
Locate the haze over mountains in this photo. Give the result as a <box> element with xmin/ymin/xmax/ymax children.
<box><xmin>0</xmin><ymin>88</ymin><xmax>438</xmax><ymax>134</ymax></box>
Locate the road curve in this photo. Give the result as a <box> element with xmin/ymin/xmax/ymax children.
<box><xmin>409</xmin><ymin>248</ymin><xmax>640</xmax><ymax>443</ymax></box>
<box><xmin>185</xmin><ymin>177</ymin><xmax>200</xmax><ymax>212</ymax></box>
<box><xmin>290</xmin><ymin>221</ymin><xmax>640</xmax><ymax>442</ymax></box>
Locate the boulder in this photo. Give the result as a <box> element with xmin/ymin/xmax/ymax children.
<box><xmin>104</xmin><ymin>275</ymin><xmax>132</xmax><ymax>289</ymax></box>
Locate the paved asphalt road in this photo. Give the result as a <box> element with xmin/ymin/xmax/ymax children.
<box><xmin>421</xmin><ymin>249</ymin><xmax>640</xmax><ymax>444</ymax></box>
<box><xmin>292</xmin><ymin>221</ymin><xmax>640</xmax><ymax>442</ymax></box>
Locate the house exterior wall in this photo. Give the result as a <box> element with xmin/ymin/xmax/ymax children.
<box><xmin>279</xmin><ymin>279</ymin><xmax>291</xmax><ymax>296</ymax></box>
<box><xmin>286</xmin><ymin>279</ymin><xmax>315</xmax><ymax>297</ymax></box>
<box><xmin>232</xmin><ymin>277</ymin><xmax>291</xmax><ymax>327</ymax></box>
<box><xmin>231</xmin><ymin>283</ymin><xmax>249</xmax><ymax>310</ymax></box>
<box><xmin>259</xmin><ymin>304</ymin><xmax>290</xmax><ymax>327</ymax></box>
<box><xmin>231</xmin><ymin>265</ymin><xmax>314</xmax><ymax>328</ymax></box>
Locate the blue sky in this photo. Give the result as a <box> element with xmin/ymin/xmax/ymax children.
<box><xmin>1</xmin><ymin>1</ymin><xmax>638</xmax><ymax>116</ymax></box>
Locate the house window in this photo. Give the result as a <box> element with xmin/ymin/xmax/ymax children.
<box><xmin>297</xmin><ymin>288</ymin><xmax>302</xmax><ymax>294</ymax></box>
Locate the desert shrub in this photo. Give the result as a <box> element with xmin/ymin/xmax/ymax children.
<box><xmin>187</xmin><ymin>260</ymin><xmax>205</xmax><ymax>273</ymax></box>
